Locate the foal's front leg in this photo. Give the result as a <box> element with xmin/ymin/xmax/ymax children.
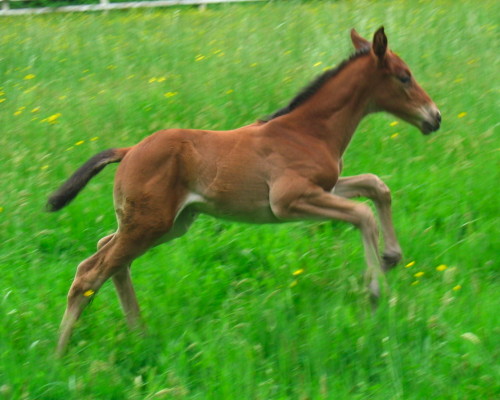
<box><xmin>271</xmin><ymin>180</ymin><xmax>387</xmax><ymax>303</ymax></box>
<box><xmin>333</xmin><ymin>174</ymin><xmax>402</xmax><ymax>271</ymax></box>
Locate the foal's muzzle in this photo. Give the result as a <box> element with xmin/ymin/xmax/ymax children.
<box><xmin>421</xmin><ymin>108</ymin><xmax>441</xmax><ymax>135</ymax></box>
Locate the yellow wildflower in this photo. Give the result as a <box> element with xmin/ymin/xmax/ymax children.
<box><xmin>458</xmin><ymin>112</ymin><xmax>467</xmax><ymax>118</ymax></box>
<box><xmin>0</xmin><ymin>99</ymin><xmax>5</xmax><ymax>103</ymax></box>
<box><xmin>414</xmin><ymin>271</ymin><xmax>425</xmax><ymax>278</ymax></box>
<box><xmin>83</xmin><ymin>289</ymin><xmax>95</xmax><ymax>297</ymax></box>
<box><xmin>452</xmin><ymin>285</ymin><xmax>462</xmax><ymax>291</ymax></box>
<box><xmin>292</xmin><ymin>268</ymin><xmax>304</xmax><ymax>276</ymax></box>
<box><xmin>14</xmin><ymin>107</ymin><xmax>25</xmax><ymax>116</ymax></box>
<box><xmin>42</xmin><ymin>113</ymin><xmax>62</xmax><ymax>124</ymax></box>
<box><xmin>90</xmin><ymin>136</ymin><xmax>99</xmax><ymax>141</ymax></box>
<box><xmin>75</xmin><ymin>140</ymin><xmax>84</xmax><ymax>146</ymax></box>
<box><xmin>40</xmin><ymin>165</ymin><xmax>49</xmax><ymax>170</ymax></box>
<box><xmin>313</xmin><ymin>61</ymin><xmax>323</xmax><ymax>67</ymax></box>
<box><xmin>195</xmin><ymin>55</ymin><xmax>206</xmax><ymax>62</ymax></box>
<box><xmin>436</xmin><ymin>264</ymin><xmax>447</xmax><ymax>271</ymax></box>
<box><xmin>225</xmin><ymin>89</ymin><xmax>234</xmax><ymax>95</ymax></box>
<box><xmin>0</xmin><ymin>207</ymin><xmax>4</xmax><ymax>213</ymax></box>
<box><xmin>149</xmin><ymin>77</ymin><xmax>157</xmax><ymax>83</ymax></box>
<box><xmin>405</xmin><ymin>261</ymin><xmax>415</xmax><ymax>268</ymax></box>
<box><xmin>164</xmin><ymin>92</ymin><xmax>178</xmax><ymax>98</ymax></box>
<box><xmin>391</xmin><ymin>133</ymin><xmax>400</xmax><ymax>139</ymax></box>
<box><xmin>390</xmin><ymin>121</ymin><xmax>399</xmax><ymax>127</ymax></box>
<box><xmin>31</xmin><ymin>107</ymin><xmax>40</xmax><ymax>113</ymax></box>
<box><xmin>24</xmin><ymin>74</ymin><xmax>36</xmax><ymax>80</ymax></box>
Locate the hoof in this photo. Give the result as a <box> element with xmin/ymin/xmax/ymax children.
<box><xmin>382</xmin><ymin>251</ymin><xmax>402</xmax><ymax>272</ymax></box>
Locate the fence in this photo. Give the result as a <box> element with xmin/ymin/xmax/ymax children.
<box><xmin>0</xmin><ymin>0</ymin><xmax>263</xmax><ymax>16</ymax></box>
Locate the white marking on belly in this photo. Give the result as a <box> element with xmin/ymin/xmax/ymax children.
<box><xmin>178</xmin><ymin>192</ymin><xmax>278</xmax><ymax>224</ymax></box>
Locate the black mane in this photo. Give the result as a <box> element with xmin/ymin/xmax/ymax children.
<box><xmin>262</xmin><ymin>47</ymin><xmax>371</xmax><ymax>122</ymax></box>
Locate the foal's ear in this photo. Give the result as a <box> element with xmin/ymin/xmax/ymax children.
<box><xmin>350</xmin><ymin>28</ymin><xmax>370</xmax><ymax>51</ymax></box>
<box><xmin>372</xmin><ymin>27</ymin><xmax>388</xmax><ymax>65</ymax></box>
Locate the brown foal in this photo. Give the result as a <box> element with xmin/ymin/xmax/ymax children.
<box><xmin>48</xmin><ymin>28</ymin><xmax>441</xmax><ymax>355</ymax></box>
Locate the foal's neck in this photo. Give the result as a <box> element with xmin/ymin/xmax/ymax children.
<box><xmin>288</xmin><ymin>55</ymin><xmax>374</xmax><ymax>157</ymax></box>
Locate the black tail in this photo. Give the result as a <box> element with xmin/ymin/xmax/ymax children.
<box><xmin>46</xmin><ymin>148</ymin><xmax>129</xmax><ymax>212</ymax></box>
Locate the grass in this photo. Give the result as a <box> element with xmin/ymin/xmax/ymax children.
<box><xmin>0</xmin><ymin>0</ymin><xmax>499</xmax><ymax>398</ymax></box>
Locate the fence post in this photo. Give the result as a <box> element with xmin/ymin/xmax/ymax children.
<box><xmin>2</xmin><ymin>0</ymin><xmax>10</xmax><ymax>12</ymax></box>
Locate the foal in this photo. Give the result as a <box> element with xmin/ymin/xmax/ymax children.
<box><xmin>48</xmin><ymin>28</ymin><xmax>441</xmax><ymax>355</ymax></box>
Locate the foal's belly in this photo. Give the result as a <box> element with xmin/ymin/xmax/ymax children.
<box><xmin>181</xmin><ymin>192</ymin><xmax>280</xmax><ymax>224</ymax></box>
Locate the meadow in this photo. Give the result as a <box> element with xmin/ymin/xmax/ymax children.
<box><xmin>0</xmin><ymin>0</ymin><xmax>499</xmax><ymax>398</ymax></box>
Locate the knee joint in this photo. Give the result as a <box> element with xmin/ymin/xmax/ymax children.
<box><xmin>367</xmin><ymin>174</ymin><xmax>391</xmax><ymax>204</ymax></box>
<box><xmin>97</xmin><ymin>234</ymin><xmax>114</xmax><ymax>250</ymax></box>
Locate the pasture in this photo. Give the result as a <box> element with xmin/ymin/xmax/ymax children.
<box><xmin>0</xmin><ymin>0</ymin><xmax>498</xmax><ymax>398</ymax></box>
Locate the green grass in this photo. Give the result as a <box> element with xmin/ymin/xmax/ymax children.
<box><xmin>0</xmin><ymin>0</ymin><xmax>499</xmax><ymax>398</ymax></box>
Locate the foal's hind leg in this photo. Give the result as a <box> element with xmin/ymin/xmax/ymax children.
<box><xmin>112</xmin><ymin>267</ymin><xmax>142</xmax><ymax>330</ymax></box>
<box><xmin>57</xmin><ymin>232</ymin><xmax>159</xmax><ymax>356</ymax></box>
<box><xmin>57</xmin><ymin>248</ymin><xmax>117</xmax><ymax>357</ymax></box>
<box><xmin>333</xmin><ymin>174</ymin><xmax>402</xmax><ymax>271</ymax></box>
<box><xmin>57</xmin><ymin>208</ymin><xmax>197</xmax><ymax>356</ymax></box>
<box><xmin>99</xmin><ymin>234</ymin><xmax>141</xmax><ymax>329</ymax></box>
<box><xmin>108</xmin><ymin>210</ymin><xmax>197</xmax><ymax>332</ymax></box>
<box><xmin>98</xmin><ymin>234</ymin><xmax>142</xmax><ymax>331</ymax></box>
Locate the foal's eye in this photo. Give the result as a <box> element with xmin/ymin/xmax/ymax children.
<box><xmin>398</xmin><ymin>75</ymin><xmax>411</xmax><ymax>84</ymax></box>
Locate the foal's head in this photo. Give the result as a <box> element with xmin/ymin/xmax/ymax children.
<box><xmin>352</xmin><ymin>27</ymin><xmax>441</xmax><ymax>134</ymax></box>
